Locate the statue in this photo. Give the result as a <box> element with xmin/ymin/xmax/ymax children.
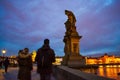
<box><xmin>65</xmin><ymin>10</ymin><xmax>76</xmax><ymax>25</ymax></box>
<box><xmin>62</xmin><ymin>10</ymin><xmax>84</xmax><ymax>66</ymax></box>
<box><xmin>64</xmin><ymin>10</ymin><xmax>76</xmax><ymax>34</ymax></box>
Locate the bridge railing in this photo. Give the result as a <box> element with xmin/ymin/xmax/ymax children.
<box><xmin>53</xmin><ymin>65</ymin><xmax>116</xmax><ymax>80</ymax></box>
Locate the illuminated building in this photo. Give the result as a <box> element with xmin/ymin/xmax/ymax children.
<box><xmin>53</xmin><ymin>56</ymin><xmax>63</xmax><ymax>65</ymax></box>
<box><xmin>31</xmin><ymin>50</ymin><xmax>36</xmax><ymax>62</ymax></box>
<box><xmin>86</xmin><ymin>53</ymin><xmax>120</xmax><ymax>65</ymax></box>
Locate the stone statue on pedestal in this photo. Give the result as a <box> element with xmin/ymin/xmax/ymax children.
<box><xmin>62</xmin><ymin>10</ymin><xmax>85</xmax><ymax>67</ymax></box>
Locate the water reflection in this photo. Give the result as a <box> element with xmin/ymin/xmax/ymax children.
<box><xmin>80</xmin><ymin>65</ymin><xmax>120</xmax><ymax>80</ymax></box>
<box><xmin>98</xmin><ymin>65</ymin><xmax>120</xmax><ymax>80</ymax></box>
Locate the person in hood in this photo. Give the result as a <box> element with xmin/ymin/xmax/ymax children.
<box><xmin>35</xmin><ymin>39</ymin><xmax>55</xmax><ymax>80</ymax></box>
<box><xmin>17</xmin><ymin>48</ymin><xmax>33</xmax><ymax>80</ymax></box>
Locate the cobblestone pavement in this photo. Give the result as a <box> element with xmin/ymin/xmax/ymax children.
<box><xmin>0</xmin><ymin>65</ymin><xmax>56</xmax><ymax>80</ymax></box>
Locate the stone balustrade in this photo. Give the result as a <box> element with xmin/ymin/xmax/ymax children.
<box><xmin>53</xmin><ymin>65</ymin><xmax>116</xmax><ymax>80</ymax></box>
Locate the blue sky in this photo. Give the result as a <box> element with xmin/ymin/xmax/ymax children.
<box><xmin>0</xmin><ymin>0</ymin><xmax>120</xmax><ymax>56</ymax></box>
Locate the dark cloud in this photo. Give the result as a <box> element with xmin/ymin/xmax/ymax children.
<box><xmin>0</xmin><ymin>0</ymin><xmax>120</xmax><ymax>56</ymax></box>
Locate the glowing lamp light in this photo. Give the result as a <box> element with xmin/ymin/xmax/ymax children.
<box><xmin>2</xmin><ymin>49</ymin><xmax>6</xmax><ymax>56</ymax></box>
<box><xmin>2</xmin><ymin>50</ymin><xmax>6</xmax><ymax>54</ymax></box>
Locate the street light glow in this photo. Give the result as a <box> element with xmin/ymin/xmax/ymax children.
<box><xmin>2</xmin><ymin>50</ymin><xmax>6</xmax><ymax>54</ymax></box>
<box><xmin>2</xmin><ymin>49</ymin><xmax>6</xmax><ymax>56</ymax></box>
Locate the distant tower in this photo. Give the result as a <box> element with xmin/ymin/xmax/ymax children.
<box><xmin>62</xmin><ymin>10</ymin><xmax>85</xmax><ymax>67</ymax></box>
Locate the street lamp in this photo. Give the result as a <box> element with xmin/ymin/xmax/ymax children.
<box><xmin>2</xmin><ymin>49</ymin><xmax>6</xmax><ymax>57</ymax></box>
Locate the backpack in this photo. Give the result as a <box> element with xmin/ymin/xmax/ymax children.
<box><xmin>38</xmin><ymin>49</ymin><xmax>52</xmax><ymax>68</ymax></box>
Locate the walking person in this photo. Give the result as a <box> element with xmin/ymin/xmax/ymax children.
<box><xmin>3</xmin><ymin>57</ymin><xmax>10</xmax><ymax>73</ymax></box>
<box><xmin>17</xmin><ymin>48</ymin><xmax>33</xmax><ymax>80</ymax></box>
<box><xmin>0</xmin><ymin>58</ymin><xmax>3</xmax><ymax>69</ymax></box>
<box><xmin>35</xmin><ymin>39</ymin><xmax>55</xmax><ymax>80</ymax></box>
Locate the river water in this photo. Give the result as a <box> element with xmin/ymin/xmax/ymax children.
<box><xmin>97</xmin><ymin>65</ymin><xmax>120</xmax><ymax>80</ymax></box>
<box><xmin>81</xmin><ymin>65</ymin><xmax>120</xmax><ymax>80</ymax></box>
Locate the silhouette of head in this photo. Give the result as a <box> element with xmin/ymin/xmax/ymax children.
<box><xmin>44</xmin><ymin>39</ymin><xmax>49</xmax><ymax>45</ymax></box>
<box><xmin>24</xmin><ymin>48</ymin><xmax>29</xmax><ymax>53</ymax></box>
<box><xmin>19</xmin><ymin>50</ymin><xmax>23</xmax><ymax>53</ymax></box>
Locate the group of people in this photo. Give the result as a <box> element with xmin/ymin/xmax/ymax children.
<box><xmin>17</xmin><ymin>39</ymin><xmax>56</xmax><ymax>80</ymax></box>
<box><xmin>0</xmin><ymin>57</ymin><xmax>10</xmax><ymax>73</ymax></box>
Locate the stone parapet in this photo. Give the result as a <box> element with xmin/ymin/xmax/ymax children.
<box><xmin>53</xmin><ymin>65</ymin><xmax>116</xmax><ymax>80</ymax></box>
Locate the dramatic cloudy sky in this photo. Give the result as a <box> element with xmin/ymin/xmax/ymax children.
<box><xmin>0</xmin><ymin>0</ymin><xmax>120</xmax><ymax>56</ymax></box>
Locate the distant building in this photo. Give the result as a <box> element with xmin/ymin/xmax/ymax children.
<box><xmin>53</xmin><ymin>56</ymin><xmax>63</xmax><ymax>65</ymax></box>
<box><xmin>86</xmin><ymin>53</ymin><xmax>120</xmax><ymax>65</ymax></box>
<box><xmin>31</xmin><ymin>50</ymin><xmax>36</xmax><ymax>62</ymax></box>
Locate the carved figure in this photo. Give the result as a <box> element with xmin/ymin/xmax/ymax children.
<box><xmin>65</xmin><ymin>10</ymin><xmax>76</xmax><ymax>26</ymax></box>
<box><xmin>65</xmin><ymin>10</ymin><xmax>76</xmax><ymax>33</ymax></box>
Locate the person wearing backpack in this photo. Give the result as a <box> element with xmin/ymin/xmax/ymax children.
<box><xmin>35</xmin><ymin>39</ymin><xmax>55</xmax><ymax>80</ymax></box>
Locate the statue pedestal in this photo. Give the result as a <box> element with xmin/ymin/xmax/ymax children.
<box><xmin>62</xmin><ymin>55</ymin><xmax>86</xmax><ymax>67</ymax></box>
<box><xmin>62</xmin><ymin>34</ymin><xmax>84</xmax><ymax>66</ymax></box>
<box><xmin>67</xmin><ymin>55</ymin><xmax>86</xmax><ymax>67</ymax></box>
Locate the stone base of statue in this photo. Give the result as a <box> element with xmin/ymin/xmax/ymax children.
<box><xmin>62</xmin><ymin>54</ymin><xmax>86</xmax><ymax>67</ymax></box>
<box><xmin>67</xmin><ymin>55</ymin><xmax>86</xmax><ymax>67</ymax></box>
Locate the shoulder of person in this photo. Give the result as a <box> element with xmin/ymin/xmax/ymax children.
<box><xmin>29</xmin><ymin>54</ymin><xmax>32</xmax><ymax>58</ymax></box>
<box><xmin>50</xmin><ymin>48</ymin><xmax>54</xmax><ymax>52</ymax></box>
<box><xmin>18</xmin><ymin>53</ymin><xmax>31</xmax><ymax>58</ymax></box>
<box><xmin>37</xmin><ymin>48</ymin><xmax>42</xmax><ymax>53</ymax></box>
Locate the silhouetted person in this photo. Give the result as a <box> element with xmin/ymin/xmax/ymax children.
<box><xmin>3</xmin><ymin>57</ymin><xmax>10</xmax><ymax>73</ymax></box>
<box><xmin>0</xmin><ymin>58</ymin><xmax>2</xmax><ymax>69</ymax></box>
<box><xmin>17</xmin><ymin>48</ymin><xmax>33</xmax><ymax>80</ymax></box>
<box><xmin>35</xmin><ymin>39</ymin><xmax>55</xmax><ymax>80</ymax></box>
<box><xmin>18</xmin><ymin>50</ymin><xmax>23</xmax><ymax>55</ymax></box>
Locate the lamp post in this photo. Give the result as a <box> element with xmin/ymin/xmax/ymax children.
<box><xmin>2</xmin><ymin>49</ymin><xmax>6</xmax><ymax>57</ymax></box>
